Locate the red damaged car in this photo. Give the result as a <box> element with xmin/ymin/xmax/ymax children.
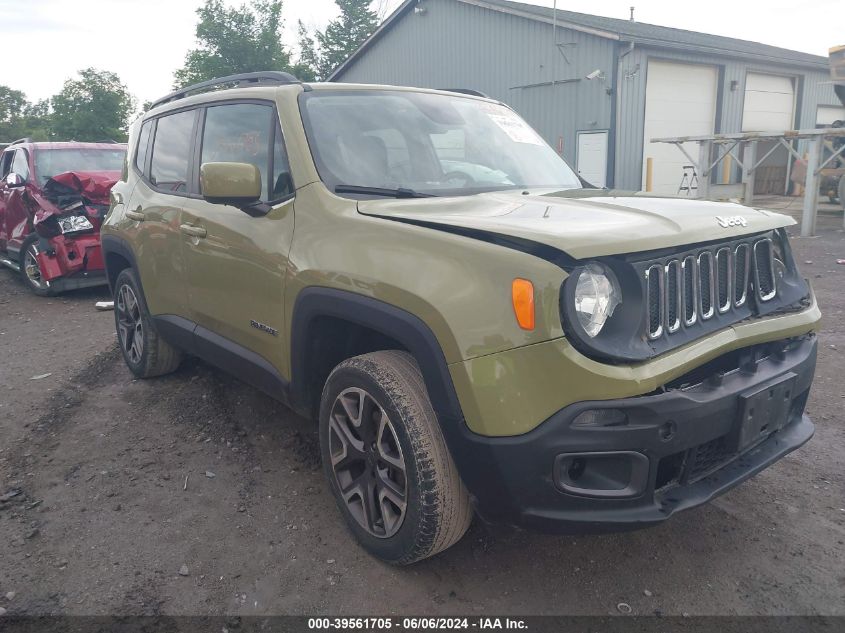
<box><xmin>0</xmin><ymin>139</ymin><xmax>125</xmax><ymax>295</ymax></box>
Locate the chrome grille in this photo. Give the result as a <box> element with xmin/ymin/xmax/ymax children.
<box><xmin>665</xmin><ymin>260</ymin><xmax>681</xmax><ymax>334</ymax></box>
<box><xmin>753</xmin><ymin>239</ymin><xmax>776</xmax><ymax>301</ymax></box>
<box><xmin>734</xmin><ymin>244</ymin><xmax>749</xmax><ymax>307</ymax></box>
<box><xmin>715</xmin><ymin>248</ymin><xmax>731</xmax><ymax>313</ymax></box>
<box><xmin>698</xmin><ymin>251</ymin><xmax>715</xmax><ymax>320</ymax></box>
<box><xmin>645</xmin><ymin>236</ymin><xmax>777</xmax><ymax>339</ymax></box>
<box><xmin>645</xmin><ymin>264</ymin><xmax>664</xmax><ymax>339</ymax></box>
<box><xmin>682</xmin><ymin>256</ymin><xmax>697</xmax><ymax>326</ymax></box>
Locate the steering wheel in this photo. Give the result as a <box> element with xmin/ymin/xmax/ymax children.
<box><xmin>443</xmin><ymin>171</ymin><xmax>476</xmax><ymax>187</ymax></box>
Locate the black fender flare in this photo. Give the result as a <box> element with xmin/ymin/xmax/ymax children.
<box><xmin>101</xmin><ymin>234</ymin><xmax>140</xmax><ymax>294</ymax></box>
<box><xmin>289</xmin><ymin>287</ymin><xmax>465</xmax><ymax>425</ymax></box>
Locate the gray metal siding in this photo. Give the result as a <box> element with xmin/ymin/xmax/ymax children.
<box><xmin>334</xmin><ymin>0</ymin><xmax>615</xmax><ymax>172</ymax></box>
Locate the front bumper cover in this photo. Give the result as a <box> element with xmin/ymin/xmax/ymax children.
<box><xmin>446</xmin><ymin>335</ymin><xmax>816</xmax><ymax>533</ymax></box>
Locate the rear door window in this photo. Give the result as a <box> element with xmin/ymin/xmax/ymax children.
<box><xmin>150</xmin><ymin>110</ymin><xmax>196</xmax><ymax>193</ymax></box>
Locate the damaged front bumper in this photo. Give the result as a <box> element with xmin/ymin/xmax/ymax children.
<box><xmin>34</xmin><ymin>233</ymin><xmax>107</xmax><ymax>291</ymax></box>
<box><xmin>448</xmin><ymin>335</ymin><xmax>816</xmax><ymax>533</ymax></box>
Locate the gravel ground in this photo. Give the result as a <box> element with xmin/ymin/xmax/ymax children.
<box><xmin>0</xmin><ymin>208</ymin><xmax>843</xmax><ymax>616</ymax></box>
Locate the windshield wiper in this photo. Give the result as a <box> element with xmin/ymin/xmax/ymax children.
<box><xmin>335</xmin><ymin>185</ymin><xmax>435</xmax><ymax>198</ymax></box>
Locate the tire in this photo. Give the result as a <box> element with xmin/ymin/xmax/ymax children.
<box><xmin>19</xmin><ymin>235</ymin><xmax>54</xmax><ymax>297</ymax></box>
<box><xmin>113</xmin><ymin>268</ymin><xmax>182</xmax><ymax>378</ymax></box>
<box><xmin>319</xmin><ymin>350</ymin><xmax>472</xmax><ymax>565</ymax></box>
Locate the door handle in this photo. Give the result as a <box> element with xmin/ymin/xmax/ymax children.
<box><xmin>125</xmin><ymin>210</ymin><xmax>145</xmax><ymax>222</ymax></box>
<box><xmin>180</xmin><ymin>224</ymin><xmax>207</xmax><ymax>238</ymax></box>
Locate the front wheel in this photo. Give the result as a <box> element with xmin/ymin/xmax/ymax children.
<box><xmin>19</xmin><ymin>235</ymin><xmax>53</xmax><ymax>296</ymax></box>
<box><xmin>319</xmin><ymin>350</ymin><xmax>473</xmax><ymax>565</ymax></box>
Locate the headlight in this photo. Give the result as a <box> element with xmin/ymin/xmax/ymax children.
<box><xmin>573</xmin><ymin>263</ymin><xmax>622</xmax><ymax>337</ymax></box>
<box><xmin>57</xmin><ymin>215</ymin><xmax>94</xmax><ymax>234</ymax></box>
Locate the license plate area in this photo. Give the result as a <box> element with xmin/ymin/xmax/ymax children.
<box><xmin>732</xmin><ymin>372</ymin><xmax>797</xmax><ymax>452</ymax></box>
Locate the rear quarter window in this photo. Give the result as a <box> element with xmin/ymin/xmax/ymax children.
<box><xmin>135</xmin><ymin>120</ymin><xmax>153</xmax><ymax>175</ymax></box>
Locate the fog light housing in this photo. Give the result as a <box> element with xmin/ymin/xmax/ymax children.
<box><xmin>571</xmin><ymin>408</ymin><xmax>628</xmax><ymax>427</ymax></box>
<box><xmin>553</xmin><ymin>451</ymin><xmax>649</xmax><ymax>498</ymax></box>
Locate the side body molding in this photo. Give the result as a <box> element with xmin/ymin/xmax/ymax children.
<box><xmin>289</xmin><ymin>287</ymin><xmax>465</xmax><ymax>425</ymax></box>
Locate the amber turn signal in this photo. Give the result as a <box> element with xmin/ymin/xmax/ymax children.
<box><xmin>511</xmin><ymin>278</ymin><xmax>535</xmax><ymax>330</ymax></box>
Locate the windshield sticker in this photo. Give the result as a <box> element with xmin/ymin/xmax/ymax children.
<box><xmin>486</xmin><ymin>112</ymin><xmax>544</xmax><ymax>145</ymax></box>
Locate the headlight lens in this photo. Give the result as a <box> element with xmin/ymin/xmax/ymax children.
<box><xmin>57</xmin><ymin>215</ymin><xmax>94</xmax><ymax>234</ymax></box>
<box><xmin>574</xmin><ymin>263</ymin><xmax>622</xmax><ymax>337</ymax></box>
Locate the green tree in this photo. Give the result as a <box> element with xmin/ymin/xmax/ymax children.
<box><xmin>21</xmin><ymin>100</ymin><xmax>52</xmax><ymax>141</ymax></box>
<box><xmin>0</xmin><ymin>87</ymin><xmax>51</xmax><ymax>141</ymax></box>
<box><xmin>298</xmin><ymin>0</ymin><xmax>379</xmax><ymax>80</ymax></box>
<box><xmin>0</xmin><ymin>86</ymin><xmax>27</xmax><ymax>138</ymax></box>
<box><xmin>291</xmin><ymin>21</ymin><xmax>319</xmax><ymax>82</ymax></box>
<box><xmin>174</xmin><ymin>0</ymin><xmax>294</xmax><ymax>88</ymax></box>
<box><xmin>50</xmin><ymin>69</ymin><xmax>135</xmax><ymax>141</ymax></box>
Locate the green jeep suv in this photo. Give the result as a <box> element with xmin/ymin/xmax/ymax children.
<box><xmin>102</xmin><ymin>72</ymin><xmax>820</xmax><ymax>564</ymax></box>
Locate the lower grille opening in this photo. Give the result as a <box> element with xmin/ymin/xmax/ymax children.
<box><xmin>655</xmin><ymin>450</ymin><xmax>685</xmax><ymax>490</ymax></box>
<box><xmin>687</xmin><ymin>435</ymin><xmax>733</xmax><ymax>482</ymax></box>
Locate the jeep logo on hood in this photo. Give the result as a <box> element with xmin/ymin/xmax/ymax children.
<box><xmin>716</xmin><ymin>215</ymin><xmax>747</xmax><ymax>228</ymax></box>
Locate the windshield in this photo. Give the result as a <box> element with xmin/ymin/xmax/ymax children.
<box><xmin>34</xmin><ymin>148</ymin><xmax>126</xmax><ymax>186</ymax></box>
<box><xmin>300</xmin><ymin>90</ymin><xmax>581</xmax><ymax>197</ymax></box>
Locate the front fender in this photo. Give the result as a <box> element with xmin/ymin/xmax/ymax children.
<box><xmin>289</xmin><ymin>287</ymin><xmax>464</xmax><ymax>424</ymax></box>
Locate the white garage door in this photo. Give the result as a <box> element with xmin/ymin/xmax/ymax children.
<box><xmin>642</xmin><ymin>61</ymin><xmax>718</xmax><ymax>195</ymax></box>
<box><xmin>742</xmin><ymin>73</ymin><xmax>795</xmax><ymax>131</ymax></box>
<box><xmin>817</xmin><ymin>105</ymin><xmax>845</xmax><ymax>126</ymax></box>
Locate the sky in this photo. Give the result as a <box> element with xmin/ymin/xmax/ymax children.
<box><xmin>0</xmin><ymin>0</ymin><xmax>841</xmax><ymax>108</ymax></box>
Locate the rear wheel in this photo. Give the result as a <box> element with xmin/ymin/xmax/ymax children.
<box><xmin>19</xmin><ymin>235</ymin><xmax>53</xmax><ymax>297</ymax></box>
<box><xmin>319</xmin><ymin>350</ymin><xmax>472</xmax><ymax>565</ymax></box>
<box><xmin>113</xmin><ymin>268</ymin><xmax>182</xmax><ymax>378</ymax></box>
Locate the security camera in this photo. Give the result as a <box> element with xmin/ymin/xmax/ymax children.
<box><xmin>585</xmin><ymin>69</ymin><xmax>605</xmax><ymax>80</ymax></box>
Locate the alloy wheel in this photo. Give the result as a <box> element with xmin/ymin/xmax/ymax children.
<box><xmin>328</xmin><ymin>387</ymin><xmax>408</xmax><ymax>538</ymax></box>
<box><xmin>116</xmin><ymin>284</ymin><xmax>144</xmax><ymax>365</ymax></box>
<box><xmin>23</xmin><ymin>244</ymin><xmax>49</xmax><ymax>290</ymax></box>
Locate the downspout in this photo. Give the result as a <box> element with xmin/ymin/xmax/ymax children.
<box><xmin>613</xmin><ymin>41</ymin><xmax>634</xmax><ymax>189</ymax></box>
<box><xmin>552</xmin><ymin>0</ymin><xmax>559</xmax><ymax>154</ymax></box>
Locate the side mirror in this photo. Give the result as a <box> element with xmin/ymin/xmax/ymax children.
<box><xmin>200</xmin><ymin>162</ymin><xmax>261</xmax><ymax>209</ymax></box>
<box><xmin>5</xmin><ymin>172</ymin><xmax>25</xmax><ymax>188</ymax></box>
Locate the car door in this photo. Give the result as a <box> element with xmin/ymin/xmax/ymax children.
<box><xmin>0</xmin><ymin>149</ymin><xmax>34</xmax><ymax>255</ymax></box>
<box><xmin>180</xmin><ymin>101</ymin><xmax>295</xmax><ymax>378</ymax></box>
<box><xmin>127</xmin><ymin>109</ymin><xmax>197</xmax><ymax>320</ymax></box>
<box><xmin>0</xmin><ymin>149</ymin><xmax>15</xmax><ymax>251</ymax></box>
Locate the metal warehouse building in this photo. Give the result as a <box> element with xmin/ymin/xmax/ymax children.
<box><xmin>329</xmin><ymin>0</ymin><xmax>844</xmax><ymax>194</ymax></box>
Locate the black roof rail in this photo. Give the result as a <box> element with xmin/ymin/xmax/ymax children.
<box><xmin>150</xmin><ymin>71</ymin><xmax>300</xmax><ymax>109</ymax></box>
<box><xmin>9</xmin><ymin>137</ymin><xmax>33</xmax><ymax>146</ymax></box>
<box><xmin>93</xmin><ymin>138</ymin><xmax>119</xmax><ymax>144</ymax></box>
<box><xmin>436</xmin><ymin>88</ymin><xmax>490</xmax><ymax>98</ymax></box>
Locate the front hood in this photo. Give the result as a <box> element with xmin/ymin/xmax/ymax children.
<box><xmin>358</xmin><ymin>190</ymin><xmax>794</xmax><ymax>261</ymax></box>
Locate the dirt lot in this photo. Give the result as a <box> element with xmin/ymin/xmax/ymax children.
<box><xmin>1</xmin><ymin>209</ymin><xmax>843</xmax><ymax>617</ymax></box>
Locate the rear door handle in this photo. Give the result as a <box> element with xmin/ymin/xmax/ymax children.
<box><xmin>125</xmin><ymin>210</ymin><xmax>145</xmax><ymax>221</ymax></box>
<box><xmin>180</xmin><ymin>223</ymin><xmax>207</xmax><ymax>238</ymax></box>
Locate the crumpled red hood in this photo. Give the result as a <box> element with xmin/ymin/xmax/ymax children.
<box><xmin>31</xmin><ymin>170</ymin><xmax>120</xmax><ymax>225</ymax></box>
<box><xmin>46</xmin><ymin>170</ymin><xmax>120</xmax><ymax>206</ymax></box>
